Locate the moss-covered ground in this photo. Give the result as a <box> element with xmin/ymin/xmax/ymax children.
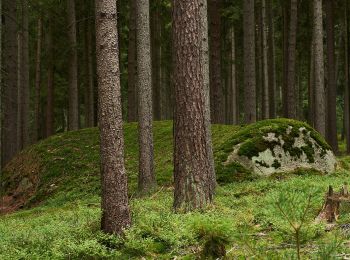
<box><xmin>1</xmin><ymin>120</ymin><xmax>350</xmax><ymax>259</ymax></box>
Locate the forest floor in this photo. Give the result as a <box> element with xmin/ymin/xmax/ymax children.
<box><xmin>1</xmin><ymin>121</ymin><xmax>350</xmax><ymax>259</ymax></box>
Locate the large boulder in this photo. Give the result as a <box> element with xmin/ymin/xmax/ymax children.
<box><xmin>216</xmin><ymin>119</ymin><xmax>337</xmax><ymax>177</ymax></box>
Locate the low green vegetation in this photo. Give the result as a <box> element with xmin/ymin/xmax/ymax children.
<box><xmin>1</xmin><ymin>121</ymin><xmax>350</xmax><ymax>259</ymax></box>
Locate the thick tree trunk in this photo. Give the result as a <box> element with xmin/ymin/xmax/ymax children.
<box><xmin>313</xmin><ymin>0</ymin><xmax>326</xmax><ymax>137</ymax></box>
<box><xmin>261</xmin><ymin>0</ymin><xmax>269</xmax><ymax>119</ymax></box>
<box><xmin>127</xmin><ymin>0</ymin><xmax>137</xmax><ymax>122</ymax></box>
<box><xmin>267</xmin><ymin>0</ymin><xmax>276</xmax><ymax>119</ymax></box>
<box><xmin>286</xmin><ymin>0</ymin><xmax>298</xmax><ymax>119</ymax></box>
<box><xmin>67</xmin><ymin>0</ymin><xmax>79</xmax><ymax>131</ymax></box>
<box><xmin>243</xmin><ymin>0</ymin><xmax>256</xmax><ymax>124</ymax></box>
<box><xmin>136</xmin><ymin>0</ymin><xmax>156</xmax><ymax>193</ymax></box>
<box><xmin>325</xmin><ymin>0</ymin><xmax>338</xmax><ymax>153</ymax></box>
<box><xmin>209</xmin><ymin>0</ymin><xmax>224</xmax><ymax>124</ymax></box>
<box><xmin>33</xmin><ymin>17</ymin><xmax>42</xmax><ymax>142</ymax></box>
<box><xmin>95</xmin><ymin>0</ymin><xmax>131</xmax><ymax>235</ymax></box>
<box><xmin>2</xmin><ymin>0</ymin><xmax>18</xmax><ymax>166</ymax></box>
<box><xmin>173</xmin><ymin>0</ymin><xmax>214</xmax><ymax>211</ymax></box>
<box><xmin>345</xmin><ymin>2</ymin><xmax>350</xmax><ymax>154</ymax></box>
<box><xmin>200</xmin><ymin>0</ymin><xmax>216</xmax><ymax>199</ymax></box>
<box><xmin>46</xmin><ymin>18</ymin><xmax>54</xmax><ymax>137</ymax></box>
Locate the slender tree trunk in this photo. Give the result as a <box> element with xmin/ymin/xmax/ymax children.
<box><xmin>173</xmin><ymin>0</ymin><xmax>214</xmax><ymax>211</ymax></box>
<box><xmin>345</xmin><ymin>2</ymin><xmax>350</xmax><ymax>153</ymax></box>
<box><xmin>200</xmin><ymin>0</ymin><xmax>216</xmax><ymax>199</ymax></box>
<box><xmin>33</xmin><ymin>17</ymin><xmax>42</xmax><ymax>142</ymax></box>
<box><xmin>46</xmin><ymin>18</ymin><xmax>54</xmax><ymax>137</ymax></box>
<box><xmin>243</xmin><ymin>0</ymin><xmax>256</xmax><ymax>124</ymax></box>
<box><xmin>282</xmin><ymin>2</ymin><xmax>289</xmax><ymax>117</ymax></box>
<box><xmin>267</xmin><ymin>0</ymin><xmax>276</xmax><ymax>119</ymax></box>
<box><xmin>231</xmin><ymin>26</ymin><xmax>239</xmax><ymax>125</ymax></box>
<box><xmin>309</xmin><ymin>30</ymin><xmax>315</xmax><ymax>127</ymax></box>
<box><xmin>136</xmin><ymin>0</ymin><xmax>156</xmax><ymax>193</ymax></box>
<box><xmin>209</xmin><ymin>0</ymin><xmax>224</xmax><ymax>124</ymax></box>
<box><xmin>257</xmin><ymin>5</ymin><xmax>263</xmax><ymax>120</ymax></box>
<box><xmin>313</xmin><ymin>0</ymin><xmax>326</xmax><ymax>136</ymax></box>
<box><xmin>0</xmin><ymin>0</ymin><xmax>2</xmax><ymax>169</ymax></box>
<box><xmin>95</xmin><ymin>0</ymin><xmax>131</xmax><ymax>235</ymax></box>
<box><xmin>2</xmin><ymin>0</ymin><xmax>18</xmax><ymax>166</ymax></box>
<box><xmin>262</xmin><ymin>0</ymin><xmax>269</xmax><ymax>119</ymax></box>
<box><xmin>17</xmin><ymin>29</ymin><xmax>23</xmax><ymax>150</ymax></box>
<box><xmin>127</xmin><ymin>0</ymin><xmax>137</xmax><ymax>122</ymax></box>
<box><xmin>325</xmin><ymin>0</ymin><xmax>338</xmax><ymax>153</ymax></box>
<box><xmin>67</xmin><ymin>0</ymin><xmax>79</xmax><ymax>130</ymax></box>
<box><xmin>286</xmin><ymin>0</ymin><xmax>298</xmax><ymax>119</ymax></box>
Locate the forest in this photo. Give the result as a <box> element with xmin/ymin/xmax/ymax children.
<box><xmin>1</xmin><ymin>0</ymin><xmax>350</xmax><ymax>259</ymax></box>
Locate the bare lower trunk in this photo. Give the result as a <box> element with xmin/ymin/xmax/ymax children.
<box><xmin>95</xmin><ymin>0</ymin><xmax>131</xmax><ymax>235</ymax></box>
<box><xmin>136</xmin><ymin>0</ymin><xmax>156</xmax><ymax>193</ymax></box>
<box><xmin>345</xmin><ymin>3</ymin><xmax>350</xmax><ymax>154</ymax></box>
<box><xmin>243</xmin><ymin>0</ymin><xmax>256</xmax><ymax>123</ymax></box>
<box><xmin>231</xmin><ymin>26</ymin><xmax>238</xmax><ymax>124</ymax></box>
<box><xmin>261</xmin><ymin>0</ymin><xmax>269</xmax><ymax>119</ymax></box>
<box><xmin>46</xmin><ymin>18</ymin><xmax>54</xmax><ymax>137</ymax></box>
<box><xmin>267</xmin><ymin>0</ymin><xmax>276</xmax><ymax>119</ymax></box>
<box><xmin>33</xmin><ymin>17</ymin><xmax>42</xmax><ymax>142</ymax></box>
<box><xmin>173</xmin><ymin>0</ymin><xmax>214</xmax><ymax>211</ymax></box>
<box><xmin>313</xmin><ymin>0</ymin><xmax>326</xmax><ymax>136</ymax></box>
<box><xmin>67</xmin><ymin>0</ymin><xmax>79</xmax><ymax>131</ymax></box>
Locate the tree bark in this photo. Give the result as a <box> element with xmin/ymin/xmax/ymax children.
<box><xmin>230</xmin><ymin>26</ymin><xmax>239</xmax><ymax>125</ymax></box>
<box><xmin>282</xmin><ymin>2</ymin><xmax>289</xmax><ymax>117</ymax></box>
<box><xmin>2</xmin><ymin>0</ymin><xmax>18</xmax><ymax>166</ymax></box>
<box><xmin>127</xmin><ymin>0</ymin><xmax>137</xmax><ymax>122</ymax></box>
<box><xmin>46</xmin><ymin>18</ymin><xmax>54</xmax><ymax>137</ymax></box>
<box><xmin>67</xmin><ymin>0</ymin><xmax>79</xmax><ymax>131</ymax></box>
<box><xmin>173</xmin><ymin>0</ymin><xmax>214</xmax><ymax>211</ymax></box>
<box><xmin>261</xmin><ymin>0</ymin><xmax>269</xmax><ymax>119</ymax></box>
<box><xmin>0</xmin><ymin>0</ymin><xmax>2</xmax><ymax>169</ymax></box>
<box><xmin>17</xmin><ymin>28</ymin><xmax>23</xmax><ymax>150</ymax></box>
<box><xmin>95</xmin><ymin>0</ymin><xmax>131</xmax><ymax>235</ymax></box>
<box><xmin>243</xmin><ymin>0</ymin><xmax>256</xmax><ymax>124</ymax></box>
<box><xmin>313</xmin><ymin>0</ymin><xmax>326</xmax><ymax>137</ymax></box>
<box><xmin>209</xmin><ymin>0</ymin><xmax>224</xmax><ymax>124</ymax></box>
<box><xmin>286</xmin><ymin>0</ymin><xmax>298</xmax><ymax>119</ymax></box>
<box><xmin>267</xmin><ymin>0</ymin><xmax>276</xmax><ymax>119</ymax></box>
<box><xmin>33</xmin><ymin>17</ymin><xmax>42</xmax><ymax>142</ymax></box>
<box><xmin>345</xmin><ymin>2</ymin><xmax>350</xmax><ymax>154</ymax></box>
<box><xmin>200</xmin><ymin>0</ymin><xmax>216</xmax><ymax>199</ymax></box>
<box><xmin>325</xmin><ymin>0</ymin><xmax>338</xmax><ymax>153</ymax></box>
<box><xmin>136</xmin><ymin>0</ymin><xmax>156</xmax><ymax>193</ymax></box>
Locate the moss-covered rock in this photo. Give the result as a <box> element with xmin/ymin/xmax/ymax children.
<box><xmin>216</xmin><ymin>118</ymin><xmax>337</xmax><ymax>176</ymax></box>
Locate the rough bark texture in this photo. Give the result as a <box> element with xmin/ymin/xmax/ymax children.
<box><xmin>136</xmin><ymin>0</ymin><xmax>156</xmax><ymax>193</ymax></box>
<box><xmin>325</xmin><ymin>0</ymin><xmax>338</xmax><ymax>153</ymax></box>
<box><xmin>345</xmin><ymin>3</ymin><xmax>350</xmax><ymax>154</ymax></box>
<box><xmin>243</xmin><ymin>0</ymin><xmax>256</xmax><ymax>124</ymax></box>
<box><xmin>33</xmin><ymin>18</ymin><xmax>42</xmax><ymax>142</ymax></box>
<box><xmin>209</xmin><ymin>0</ymin><xmax>224</xmax><ymax>124</ymax></box>
<box><xmin>286</xmin><ymin>0</ymin><xmax>298</xmax><ymax>119</ymax></box>
<box><xmin>127</xmin><ymin>0</ymin><xmax>137</xmax><ymax>122</ymax></box>
<box><xmin>230</xmin><ymin>26</ymin><xmax>238</xmax><ymax>124</ymax></box>
<box><xmin>95</xmin><ymin>0</ymin><xmax>131</xmax><ymax>235</ymax></box>
<box><xmin>261</xmin><ymin>0</ymin><xmax>269</xmax><ymax>119</ymax></box>
<box><xmin>17</xmin><ymin>28</ymin><xmax>22</xmax><ymax>150</ymax></box>
<box><xmin>0</xmin><ymin>0</ymin><xmax>2</xmax><ymax>169</ymax></box>
<box><xmin>267</xmin><ymin>0</ymin><xmax>276</xmax><ymax>119</ymax></box>
<box><xmin>173</xmin><ymin>0</ymin><xmax>214</xmax><ymax>211</ymax></box>
<box><xmin>46</xmin><ymin>18</ymin><xmax>54</xmax><ymax>137</ymax></box>
<box><xmin>309</xmin><ymin>35</ymin><xmax>315</xmax><ymax>127</ymax></box>
<box><xmin>313</xmin><ymin>0</ymin><xmax>326</xmax><ymax>137</ymax></box>
<box><xmin>2</xmin><ymin>0</ymin><xmax>18</xmax><ymax>166</ymax></box>
<box><xmin>67</xmin><ymin>0</ymin><xmax>79</xmax><ymax>131</ymax></box>
<box><xmin>200</xmin><ymin>0</ymin><xmax>216</xmax><ymax>197</ymax></box>
<box><xmin>282</xmin><ymin>2</ymin><xmax>289</xmax><ymax>117</ymax></box>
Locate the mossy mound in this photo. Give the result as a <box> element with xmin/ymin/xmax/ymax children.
<box><xmin>216</xmin><ymin>118</ymin><xmax>337</xmax><ymax>176</ymax></box>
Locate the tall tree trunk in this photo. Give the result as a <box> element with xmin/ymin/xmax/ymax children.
<box><xmin>345</xmin><ymin>2</ymin><xmax>350</xmax><ymax>153</ymax></box>
<box><xmin>243</xmin><ymin>0</ymin><xmax>256</xmax><ymax>124</ymax></box>
<box><xmin>267</xmin><ymin>0</ymin><xmax>276</xmax><ymax>119</ymax></box>
<box><xmin>209</xmin><ymin>0</ymin><xmax>224</xmax><ymax>124</ymax></box>
<box><xmin>95</xmin><ymin>0</ymin><xmax>131</xmax><ymax>235</ymax></box>
<box><xmin>230</xmin><ymin>26</ymin><xmax>239</xmax><ymax>125</ymax></box>
<box><xmin>87</xmin><ymin>16</ymin><xmax>95</xmax><ymax>127</ymax></box>
<box><xmin>282</xmin><ymin>2</ymin><xmax>289</xmax><ymax>117</ymax></box>
<box><xmin>2</xmin><ymin>0</ymin><xmax>18</xmax><ymax>166</ymax></box>
<box><xmin>46</xmin><ymin>18</ymin><xmax>54</xmax><ymax>137</ymax></box>
<box><xmin>313</xmin><ymin>0</ymin><xmax>326</xmax><ymax>136</ymax></box>
<box><xmin>286</xmin><ymin>0</ymin><xmax>298</xmax><ymax>119</ymax></box>
<box><xmin>22</xmin><ymin>0</ymin><xmax>29</xmax><ymax>146</ymax></box>
<box><xmin>257</xmin><ymin>5</ymin><xmax>263</xmax><ymax>120</ymax></box>
<box><xmin>173</xmin><ymin>0</ymin><xmax>214</xmax><ymax>211</ymax></box>
<box><xmin>127</xmin><ymin>0</ymin><xmax>137</xmax><ymax>122</ymax></box>
<box><xmin>0</xmin><ymin>0</ymin><xmax>2</xmax><ymax>169</ymax></box>
<box><xmin>17</xmin><ymin>28</ymin><xmax>23</xmax><ymax>150</ymax></box>
<box><xmin>261</xmin><ymin>0</ymin><xmax>269</xmax><ymax>119</ymax></box>
<box><xmin>33</xmin><ymin>17</ymin><xmax>42</xmax><ymax>142</ymax></box>
<box><xmin>67</xmin><ymin>0</ymin><xmax>79</xmax><ymax>131</ymax></box>
<box><xmin>200</xmin><ymin>0</ymin><xmax>216</xmax><ymax>200</ymax></box>
<box><xmin>309</xmin><ymin>30</ymin><xmax>315</xmax><ymax>127</ymax></box>
<box><xmin>325</xmin><ymin>0</ymin><xmax>338</xmax><ymax>153</ymax></box>
<box><xmin>136</xmin><ymin>0</ymin><xmax>156</xmax><ymax>193</ymax></box>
